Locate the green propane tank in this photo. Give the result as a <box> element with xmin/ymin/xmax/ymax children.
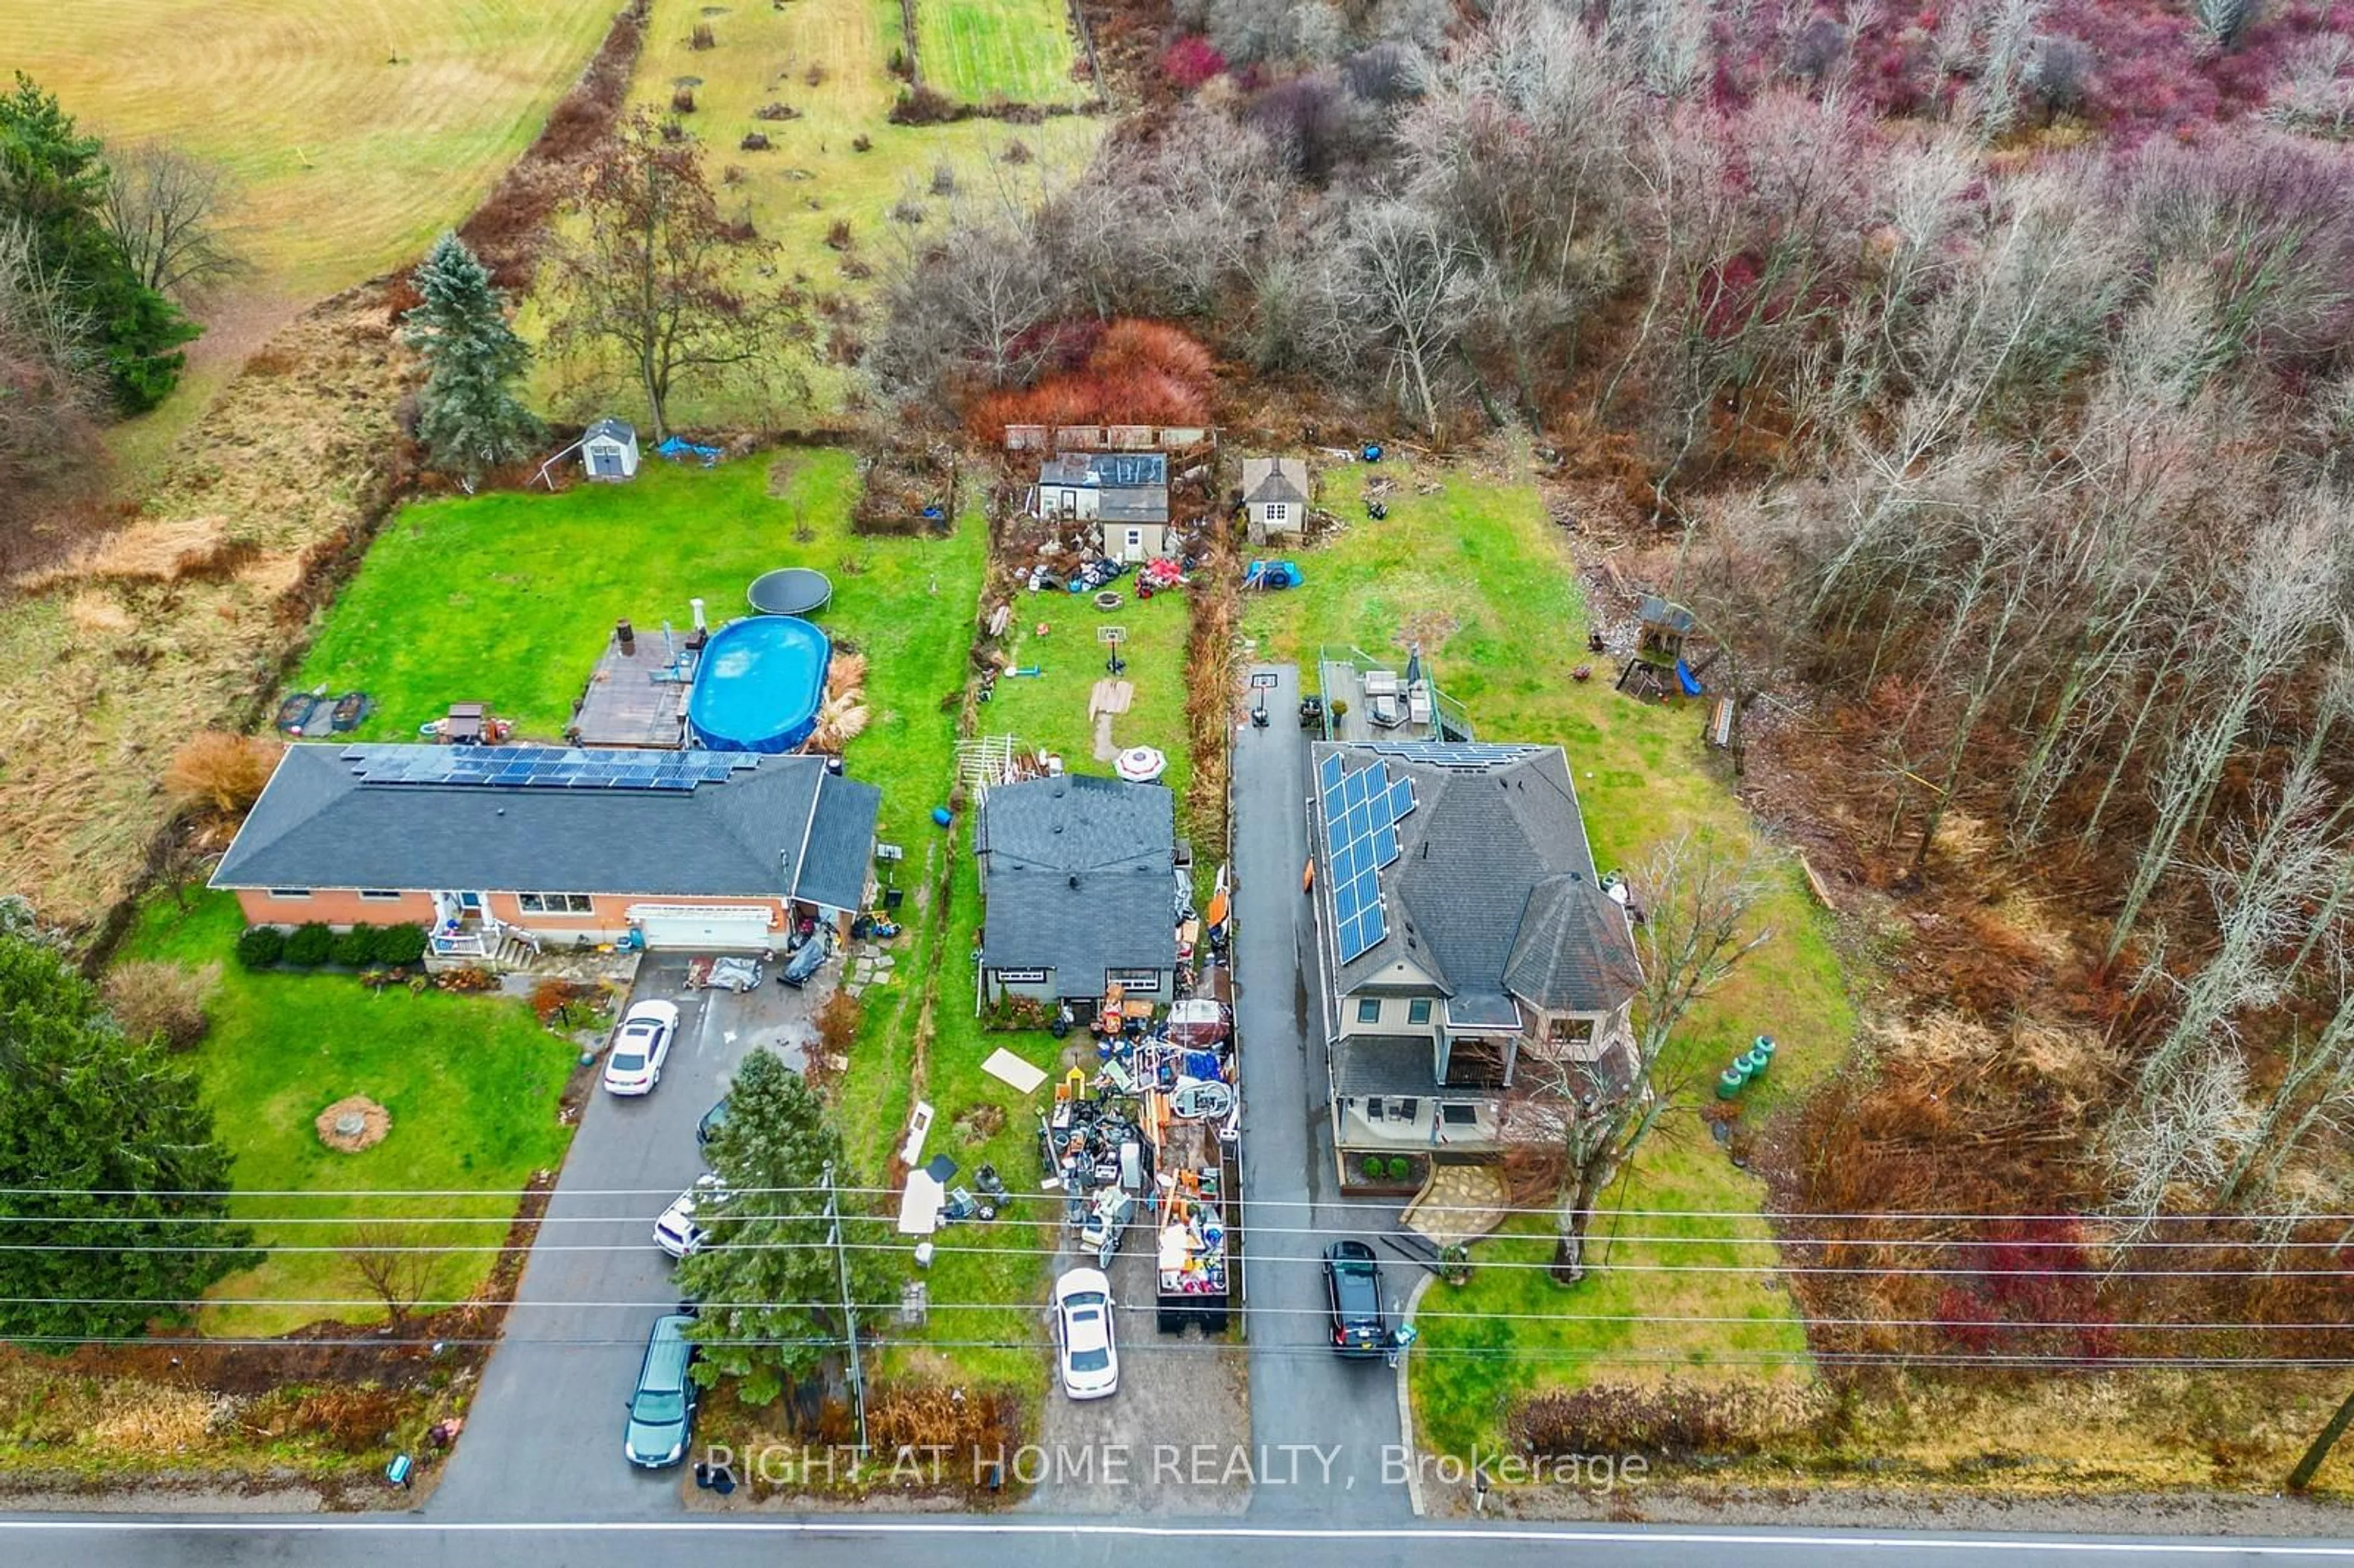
<box><xmin>1748</xmin><ymin>1035</ymin><xmax>1776</xmax><ymax>1076</ymax></box>
<box><xmin>1716</xmin><ymin>1063</ymin><xmax>1749</xmax><ymax>1100</ymax></box>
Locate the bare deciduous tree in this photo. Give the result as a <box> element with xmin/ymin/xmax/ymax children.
<box><xmin>1319</xmin><ymin>199</ymin><xmax>1482</xmax><ymax>436</ymax></box>
<box><xmin>1512</xmin><ymin>831</ymin><xmax>1777</xmax><ymax>1284</ymax></box>
<box><xmin>100</xmin><ymin>143</ymin><xmax>242</xmax><ymax>302</ymax></box>
<box><xmin>346</xmin><ymin>1222</ymin><xmax>438</xmax><ymax>1325</ymax></box>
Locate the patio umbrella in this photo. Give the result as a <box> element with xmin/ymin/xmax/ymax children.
<box><xmin>1115</xmin><ymin>745</ymin><xmax>1167</xmax><ymax>783</ymax></box>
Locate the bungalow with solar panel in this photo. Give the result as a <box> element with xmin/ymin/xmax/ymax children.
<box><xmin>211</xmin><ymin>743</ymin><xmax>880</xmax><ymax>968</ymax></box>
<box><xmin>1307</xmin><ymin>740</ymin><xmax>1641</xmax><ymax>1162</ymax></box>
<box><xmin>1027</xmin><ymin>452</ymin><xmax>1172</xmax><ymax>563</ymax></box>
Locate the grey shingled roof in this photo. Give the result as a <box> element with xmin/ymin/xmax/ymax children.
<box><xmin>1240</xmin><ymin>457</ymin><xmax>1309</xmax><ymax>507</ymax></box>
<box><xmin>1314</xmin><ymin>742</ymin><xmax>1638</xmax><ymax>1016</ymax></box>
<box><xmin>211</xmin><ymin>744</ymin><xmax>877</xmax><ymax>908</ymax></box>
<box><xmin>1333</xmin><ymin>1034</ymin><xmax>1442</xmax><ymax>1098</ymax></box>
<box><xmin>977</xmin><ymin>775</ymin><xmax>1176</xmax><ymax>994</ymax></box>
<box><xmin>585</xmin><ymin>418</ymin><xmax>637</xmax><ymax>446</ymax></box>
<box><xmin>1096</xmin><ymin>490</ymin><xmax>1170</xmax><ymax>524</ymax></box>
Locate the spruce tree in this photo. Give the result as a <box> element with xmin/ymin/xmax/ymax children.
<box><xmin>402</xmin><ymin>232</ymin><xmax>541</xmax><ymax>485</ymax></box>
<box><xmin>0</xmin><ymin>929</ymin><xmax>251</xmax><ymax>1339</ymax></box>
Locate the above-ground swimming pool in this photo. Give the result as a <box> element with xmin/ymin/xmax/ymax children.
<box><xmin>687</xmin><ymin>615</ymin><xmax>832</xmax><ymax>753</ymax></box>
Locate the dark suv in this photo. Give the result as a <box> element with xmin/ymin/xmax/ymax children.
<box><xmin>1322</xmin><ymin>1240</ymin><xmax>1385</xmax><ymax>1357</ymax></box>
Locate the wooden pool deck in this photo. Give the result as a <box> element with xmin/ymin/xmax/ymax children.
<box><xmin>568</xmin><ymin>629</ymin><xmax>695</xmax><ymax>750</ymax></box>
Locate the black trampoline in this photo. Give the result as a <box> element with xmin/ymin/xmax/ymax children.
<box><xmin>746</xmin><ymin>568</ymin><xmax>832</xmax><ymax>617</ymax></box>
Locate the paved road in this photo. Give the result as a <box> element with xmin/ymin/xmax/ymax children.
<box><xmin>1233</xmin><ymin>661</ymin><xmax>1415</xmax><ymax>1518</ymax></box>
<box><xmin>9</xmin><ymin>1517</ymin><xmax>2354</xmax><ymax>1567</ymax></box>
<box><xmin>427</xmin><ymin>956</ymin><xmax>817</xmax><ymax>1518</ymax></box>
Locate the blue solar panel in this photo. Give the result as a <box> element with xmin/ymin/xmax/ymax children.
<box><xmin>1320</xmin><ymin>753</ymin><xmax>1344</xmax><ymax>791</ymax></box>
<box><xmin>1389</xmin><ymin>780</ymin><xmax>1416</xmax><ymax>820</ymax></box>
<box><xmin>348</xmin><ymin>745</ymin><xmax>756</xmax><ymax>792</ymax></box>
<box><xmin>1322</xmin><ymin>752</ymin><xmax>1418</xmax><ymax>964</ymax></box>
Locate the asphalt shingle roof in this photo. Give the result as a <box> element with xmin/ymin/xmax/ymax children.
<box><xmin>1333</xmin><ymin>1034</ymin><xmax>1442</xmax><ymax>1098</ymax></box>
<box><xmin>1240</xmin><ymin>457</ymin><xmax>1309</xmax><ymax>507</ymax></box>
<box><xmin>1314</xmin><ymin>742</ymin><xmax>1638</xmax><ymax>1016</ymax></box>
<box><xmin>977</xmin><ymin>775</ymin><xmax>1176</xmax><ymax>994</ymax></box>
<box><xmin>211</xmin><ymin>744</ymin><xmax>878</xmax><ymax>908</ymax></box>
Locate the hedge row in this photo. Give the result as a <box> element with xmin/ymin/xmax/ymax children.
<box><xmin>237</xmin><ymin>921</ymin><xmax>429</xmax><ymax>971</ymax></box>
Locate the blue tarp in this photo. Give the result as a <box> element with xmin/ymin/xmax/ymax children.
<box><xmin>657</xmin><ymin>436</ymin><xmax>724</xmax><ymax>466</ymax></box>
<box><xmin>1675</xmin><ymin>659</ymin><xmax>1704</xmax><ymax>696</ymax></box>
<box><xmin>1244</xmin><ymin>560</ymin><xmax>1303</xmax><ymax>590</ymax></box>
<box><xmin>1183</xmin><ymin>1049</ymin><xmax>1223</xmax><ymax>1082</ymax></box>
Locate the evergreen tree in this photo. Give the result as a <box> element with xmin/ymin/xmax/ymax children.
<box><xmin>676</xmin><ymin>1050</ymin><xmax>894</xmax><ymax>1405</ymax></box>
<box><xmin>0</xmin><ymin>74</ymin><xmax>196</xmax><ymax>411</ymax></box>
<box><xmin>402</xmin><ymin>232</ymin><xmax>541</xmax><ymax>485</ymax></box>
<box><xmin>0</xmin><ymin>930</ymin><xmax>251</xmax><ymax>1340</ymax></box>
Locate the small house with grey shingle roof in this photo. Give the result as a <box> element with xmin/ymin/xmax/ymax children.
<box><xmin>1308</xmin><ymin>740</ymin><xmax>1640</xmax><ymax>1157</ymax></box>
<box><xmin>1239</xmin><ymin>456</ymin><xmax>1309</xmax><ymax>544</ymax></box>
<box><xmin>1029</xmin><ymin>452</ymin><xmax>1173</xmax><ymax>563</ymax></box>
<box><xmin>975</xmin><ymin>774</ymin><xmax>1179</xmax><ymax>1005</ymax></box>
<box><xmin>211</xmin><ymin>743</ymin><xmax>877</xmax><ymax>965</ymax></box>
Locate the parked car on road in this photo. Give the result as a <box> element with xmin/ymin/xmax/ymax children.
<box><xmin>653</xmin><ymin>1175</ymin><xmax>729</xmax><ymax>1258</ymax></box>
<box><xmin>1323</xmin><ymin>1240</ymin><xmax>1385</xmax><ymax>1357</ymax></box>
<box><xmin>622</xmin><ymin>1313</ymin><xmax>699</xmax><ymax>1467</ymax></box>
<box><xmin>601</xmin><ymin>1000</ymin><xmax>680</xmax><ymax>1096</ymax></box>
<box><xmin>1051</xmin><ymin>1266</ymin><xmax>1119</xmax><ymax>1400</ymax></box>
<box><xmin>696</xmin><ymin>1096</ymin><xmax>729</xmax><ymax>1147</ymax></box>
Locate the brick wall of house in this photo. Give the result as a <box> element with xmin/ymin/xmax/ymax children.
<box><xmin>232</xmin><ymin>888</ymin><xmax>436</xmax><ymax>929</ymax></box>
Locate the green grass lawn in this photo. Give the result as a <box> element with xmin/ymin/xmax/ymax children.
<box><xmin>1241</xmin><ymin>447</ymin><xmax>1856</xmax><ymax>1456</ymax></box>
<box><xmin>297</xmin><ymin>448</ymin><xmax>983</xmax><ymax>852</ymax></box>
<box><xmin>122</xmin><ymin>891</ymin><xmax>579</xmax><ymax>1338</ymax></box>
<box><xmin>916</xmin><ymin>0</ymin><xmax>1085</xmax><ymax>105</ymax></box>
<box><xmin>977</xmin><ymin>584</ymin><xmax>1196</xmax><ymax>832</ymax></box>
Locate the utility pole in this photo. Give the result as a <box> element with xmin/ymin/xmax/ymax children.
<box><xmin>823</xmin><ymin>1161</ymin><xmax>869</xmax><ymax>1456</ymax></box>
<box><xmin>2290</xmin><ymin>1386</ymin><xmax>2354</xmax><ymax>1492</ymax></box>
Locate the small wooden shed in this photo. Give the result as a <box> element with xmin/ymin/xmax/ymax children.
<box><xmin>582</xmin><ymin>419</ymin><xmax>641</xmax><ymax>482</ymax></box>
<box><xmin>1240</xmin><ymin>457</ymin><xmax>1310</xmax><ymax>544</ymax></box>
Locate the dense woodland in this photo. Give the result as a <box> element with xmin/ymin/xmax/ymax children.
<box><xmin>877</xmin><ymin>0</ymin><xmax>2354</xmax><ymax>1353</ymax></box>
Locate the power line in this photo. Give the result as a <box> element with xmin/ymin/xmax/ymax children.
<box><xmin>8</xmin><ymin>1293</ymin><xmax>2353</xmax><ymax>1334</ymax></box>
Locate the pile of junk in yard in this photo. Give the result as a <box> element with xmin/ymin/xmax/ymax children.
<box><xmin>1042</xmin><ymin>950</ymin><xmax>1240</xmax><ymax>1334</ymax></box>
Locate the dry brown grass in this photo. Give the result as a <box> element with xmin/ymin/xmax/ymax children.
<box><xmin>85</xmin><ymin>1380</ymin><xmax>217</xmax><ymax>1452</ymax></box>
<box><xmin>164</xmin><ymin>733</ymin><xmax>286</xmax><ymax>820</ymax></box>
<box><xmin>0</xmin><ymin>288</ymin><xmax>408</xmax><ymax>929</ymax></box>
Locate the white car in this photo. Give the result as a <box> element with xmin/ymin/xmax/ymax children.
<box><xmin>601</xmin><ymin>1000</ymin><xmax>680</xmax><ymax>1096</ymax></box>
<box><xmin>1051</xmin><ymin>1266</ymin><xmax>1118</xmax><ymax>1401</ymax></box>
<box><xmin>654</xmin><ymin>1174</ymin><xmax>729</xmax><ymax>1258</ymax></box>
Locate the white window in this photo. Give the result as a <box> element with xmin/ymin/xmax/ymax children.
<box><xmin>267</xmin><ymin>888</ymin><xmax>310</xmax><ymax>900</ymax></box>
<box><xmin>359</xmin><ymin>889</ymin><xmax>405</xmax><ymax>902</ymax></box>
<box><xmin>1407</xmin><ymin>998</ymin><xmax>1433</xmax><ymax>1026</ymax></box>
<box><xmin>1357</xmin><ymin>997</ymin><xmax>1381</xmax><ymax>1024</ymax></box>
<box><xmin>1108</xmin><ymin>968</ymin><xmax>1163</xmax><ymax>994</ymax></box>
<box><xmin>1266</xmin><ymin>503</ymin><xmax>1287</xmax><ymax>523</ymax></box>
<box><xmin>1125</xmin><ymin>528</ymin><xmax>1143</xmax><ymax>551</ymax></box>
<box><xmin>517</xmin><ymin>892</ymin><xmax>595</xmax><ymax>915</ymax></box>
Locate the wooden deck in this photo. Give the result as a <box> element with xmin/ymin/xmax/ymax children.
<box><xmin>568</xmin><ymin>630</ymin><xmax>695</xmax><ymax>749</ymax></box>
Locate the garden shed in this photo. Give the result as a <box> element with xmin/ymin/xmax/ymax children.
<box><xmin>582</xmin><ymin>419</ymin><xmax>641</xmax><ymax>482</ymax></box>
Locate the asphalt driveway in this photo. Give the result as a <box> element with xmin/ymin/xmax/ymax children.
<box><xmin>1233</xmin><ymin>663</ymin><xmax>1415</xmax><ymax>1520</ymax></box>
<box><xmin>427</xmin><ymin>955</ymin><xmax>823</xmax><ymax>1519</ymax></box>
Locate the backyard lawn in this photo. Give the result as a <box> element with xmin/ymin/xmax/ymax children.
<box><xmin>297</xmin><ymin>448</ymin><xmax>985</xmax><ymax>851</ymax></box>
<box><xmin>915</xmin><ymin>0</ymin><xmax>1086</xmax><ymax>105</ymax></box>
<box><xmin>1240</xmin><ymin>449</ymin><xmax>1855</xmax><ymax>1457</ymax></box>
<box><xmin>977</xmin><ymin>585</ymin><xmax>1196</xmax><ymax>832</ymax></box>
<box><xmin>121</xmin><ymin>891</ymin><xmax>579</xmax><ymax>1339</ymax></box>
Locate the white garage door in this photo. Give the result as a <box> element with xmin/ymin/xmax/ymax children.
<box><xmin>628</xmin><ymin>905</ymin><xmax>778</xmax><ymax>951</ymax></box>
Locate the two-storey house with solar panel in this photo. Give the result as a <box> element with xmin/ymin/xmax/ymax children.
<box><xmin>1307</xmin><ymin>740</ymin><xmax>1642</xmax><ymax>1160</ymax></box>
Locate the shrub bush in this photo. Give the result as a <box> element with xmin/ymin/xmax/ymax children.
<box><xmin>377</xmin><ymin>924</ymin><xmax>429</xmax><ymax>966</ymax></box>
<box><xmin>888</xmin><ymin>86</ymin><xmax>962</xmax><ymax>126</ymax></box>
<box><xmin>283</xmin><ymin>922</ymin><xmax>335</xmax><ymax>968</ymax></box>
<box><xmin>1360</xmin><ymin>1155</ymin><xmax>1383</xmax><ymax>1181</ymax></box>
<box><xmin>235</xmin><ymin>925</ymin><xmax>286</xmax><ymax>970</ymax></box>
<box><xmin>102</xmin><ymin>959</ymin><xmax>216</xmax><ymax>1051</ymax></box>
<box><xmin>164</xmin><ymin>732</ymin><xmax>285</xmax><ymax>819</ymax></box>
<box><xmin>331</xmin><ymin>924</ymin><xmax>379</xmax><ymax>967</ymax></box>
<box><xmin>1385</xmin><ymin>1156</ymin><xmax>1409</xmax><ymax>1181</ymax></box>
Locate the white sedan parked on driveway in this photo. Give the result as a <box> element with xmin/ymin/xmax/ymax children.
<box><xmin>1052</xmin><ymin>1266</ymin><xmax>1119</xmax><ymax>1401</ymax></box>
<box><xmin>601</xmin><ymin>1000</ymin><xmax>680</xmax><ymax>1096</ymax></box>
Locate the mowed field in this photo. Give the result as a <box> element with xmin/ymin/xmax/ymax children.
<box><xmin>916</xmin><ymin>0</ymin><xmax>1085</xmax><ymax>105</ymax></box>
<box><xmin>13</xmin><ymin>0</ymin><xmax>617</xmax><ymax>302</ymax></box>
<box><xmin>530</xmin><ymin>0</ymin><xmax>1100</xmax><ymax>427</ymax></box>
<box><xmin>15</xmin><ymin>0</ymin><xmax>617</xmax><ymax>473</ymax></box>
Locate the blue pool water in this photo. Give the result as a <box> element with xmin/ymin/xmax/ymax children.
<box><xmin>687</xmin><ymin>615</ymin><xmax>832</xmax><ymax>753</ymax></box>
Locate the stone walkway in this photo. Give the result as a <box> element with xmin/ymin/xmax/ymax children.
<box><xmin>841</xmin><ymin>941</ymin><xmax>899</xmax><ymax>999</ymax></box>
<box><xmin>1401</xmin><ymin>1162</ymin><xmax>1510</xmax><ymax>1247</ymax></box>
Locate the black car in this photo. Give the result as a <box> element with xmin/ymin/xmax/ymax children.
<box><xmin>1323</xmin><ymin>1240</ymin><xmax>1385</xmax><ymax>1357</ymax></box>
<box><xmin>695</xmin><ymin>1096</ymin><xmax>729</xmax><ymax>1147</ymax></box>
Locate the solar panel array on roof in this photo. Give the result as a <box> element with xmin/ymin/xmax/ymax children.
<box><xmin>342</xmin><ymin>746</ymin><xmax>760</xmax><ymax>793</ymax></box>
<box><xmin>1362</xmin><ymin>740</ymin><xmax>1535</xmax><ymax>770</ymax></box>
<box><xmin>1319</xmin><ymin>752</ymin><xmax>1416</xmax><ymax>964</ymax></box>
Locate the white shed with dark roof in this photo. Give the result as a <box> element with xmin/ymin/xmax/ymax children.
<box><xmin>1240</xmin><ymin>456</ymin><xmax>1309</xmax><ymax>544</ymax></box>
<box><xmin>582</xmin><ymin>419</ymin><xmax>640</xmax><ymax>481</ymax></box>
